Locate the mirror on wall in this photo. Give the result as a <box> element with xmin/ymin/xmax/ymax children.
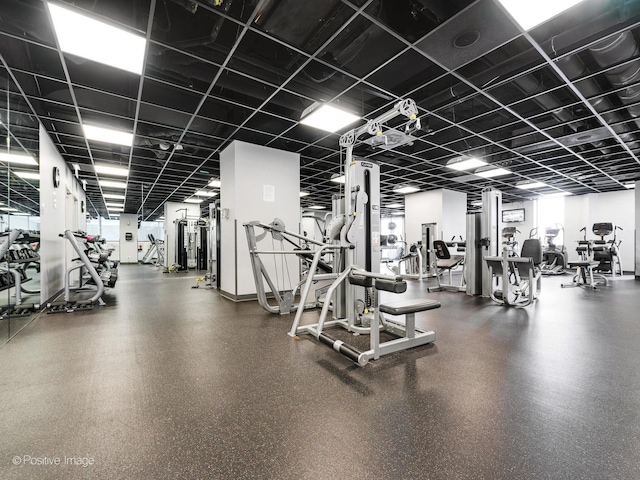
<box><xmin>0</xmin><ymin>65</ymin><xmax>40</xmax><ymax>346</ymax></box>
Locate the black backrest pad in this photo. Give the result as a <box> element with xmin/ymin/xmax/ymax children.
<box><xmin>433</xmin><ymin>240</ymin><xmax>451</xmax><ymax>259</ymax></box>
<box><xmin>521</xmin><ymin>239</ymin><xmax>543</xmax><ymax>265</ymax></box>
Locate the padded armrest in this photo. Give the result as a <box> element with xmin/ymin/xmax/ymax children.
<box><xmin>349</xmin><ymin>274</ymin><xmax>373</xmax><ymax>287</ymax></box>
<box><xmin>375</xmin><ymin>279</ymin><xmax>407</xmax><ymax>294</ymax></box>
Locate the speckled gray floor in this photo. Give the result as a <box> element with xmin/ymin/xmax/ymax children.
<box><xmin>1</xmin><ymin>265</ymin><xmax>640</xmax><ymax>479</ymax></box>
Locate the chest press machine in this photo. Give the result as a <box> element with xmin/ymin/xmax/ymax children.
<box><xmin>288</xmin><ymin>99</ymin><xmax>439</xmax><ymax>366</ymax></box>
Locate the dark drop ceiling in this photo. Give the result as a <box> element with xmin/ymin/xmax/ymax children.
<box><xmin>1</xmin><ymin>0</ymin><xmax>640</xmax><ymax>220</ymax></box>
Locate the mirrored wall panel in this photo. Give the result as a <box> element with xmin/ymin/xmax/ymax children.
<box><xmin>0</xmin><ymin>65</ymin><xmax>40</xmax><ymax>345</ymax></box>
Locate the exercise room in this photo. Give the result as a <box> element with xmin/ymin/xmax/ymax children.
<box><xmin>1</xmin><ymin>0</ymin><xmax>640</xmax><ymax>478</ymax></box>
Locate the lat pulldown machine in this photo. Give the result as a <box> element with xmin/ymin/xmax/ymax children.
<box><xmin>289</xmin><ymin>99</ymin><xmax>440</xmax><ymax>365</ymax></box>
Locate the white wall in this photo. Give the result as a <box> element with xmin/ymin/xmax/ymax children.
<box><xmin>442</xmin><ymin>189</ymin><xmax>468</xmax><ymax>241</ymax></box>
<box><xmin>502</xmin><ymin>200</ymin><xmax>535</xmax><ymax>245</ymax></box>
<box><xmin>39</xmin><ymin>125</ymin><xmax>86</xmax><ymax>303</ymax></box>
<box><xmin>220</xmin><ymin>141</ymin><xmax>300</xmax><ymax>299</ymax></box>
<box><xmin>164</xmin><ymin>202</ymin><xmax>201</xmax><ymax>267</ymax></box>
<box><xmin>405</xmin><ymin>190</ymin><xmax>443</xmax><ymax>244</ymax></box>
<box><xmin>636</xmin><ymin>182</ymin><xmax>640</xmax><ymax>276</ymax></box>
<box><xmin>404</xmin><ymin>189</ymin><xmax>466</xmax><ymax>244</ymax></box>
<box><xmin>119</xmin><ymin>214</ymin><xmax>139</xmax><ymax>263</ymax></box>
<box><xmin>564</xmin><ymin>191</ymin><xmax>635</xmax><ymax>268</ymax></box>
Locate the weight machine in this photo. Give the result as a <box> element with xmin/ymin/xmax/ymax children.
<box><xmin>173</xmin><ymin>216</ymin><xmax>208</xmax><ymax>271</ymax></box>
<box><xmin>562</xmin><ymin>226</ymin><xmax>609</xmax><ymax>289</ymax></box>
<box><xmin>289</xmin><ymin>99</ymin><xmax>438</xmax><ymax>365</ymax></box>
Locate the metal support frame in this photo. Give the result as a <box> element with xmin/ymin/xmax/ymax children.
<box><xmin>245</xmin><ymin>221</ymin><xmax>340</xmax><ymax>315</ymax></box>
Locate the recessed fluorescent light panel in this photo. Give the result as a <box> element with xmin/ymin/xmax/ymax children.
<box><xmin>446</xmin><ymin>157</ymin><xmax>487</xmax><ymax>171</ymax></box>
<box><xmin>496</xmin><ymin>0</ymin><xmax>587</xmax><ymax>31</ymax></box>
<box><xmin>184</xmin><ymin>198</ymin><xmax>203</xmax><ymax>204</ymax></box>
<box><xmin>47</xmin><ymin>2</ymin><xmax>146</xmax><ymax>75</ymax></box>
<box><xmin>393</xmin><ymin>186</ymin><xmax>420</xmax><ymax>194</ymax></box>
<box><xmin>516</xmin><ymin>182</ymin><xmax>547</xmax><ymax>190</ymax></box>
<box><xmin>83</xmin><ymin>125</ymin><xmax>134</xmax><ymax>146</ymax></box>
<box><xmin>208</xmin><ymin>180</ymin><xmax>221</xmax><ymax>188</ymax></box>
<box><xmin>15</xmin><ymin>171</ymin><xmax>40</xmax><ymax>180</ymax></box>
<box><xmin>475</xmin><ymin>168</ymin><xmax>511</xmax><ymax>178</ymax></box>
<box><xmin>94</xmin><ymin>164</ymin><xmax>129</xmax><ymax>176</ymax></box>
<box><xmin>103</xmin><ymin>193</ymin><xmax>126</xmax><ymax>200</ymax></box>
<box><xmin>300</xmin><ymin>104</ymin><xmax>360</xmax><ymax>133</ymax></box>
<box><xmin>0</xmin><ymin>152</ymin><xmax>38</xmax><ymax>165</ymax></box>
<box><xmin>195</xmin><ymin>190</ymin><xmax>218</xmax><ymax>197</ymax></box>
<box><xmin>99</xmin><ymin>180</ymin><xmax>127</xmax><ymax>189</ymax></box>
<box><xmin>542</xmin><ymin>191</ymin><xmax>571</xmax><ymax>198</ymax></box>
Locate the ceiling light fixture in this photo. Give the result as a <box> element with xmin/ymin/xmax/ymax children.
<box><xmin>103</xmin><ymin>193</ymin><xmax>126</xmax><ymax>200</ymax></box>
<box><xmin>195</xmin><ymin>190</ymin><xmax>218</xmax><ymax>197</ymax></box>
<box><xmin>624</xmin><ymin>183</ymin><xmax>636</xmax><ymax>189</ymax></box>
<box><xmin>0</xmin><ymin>207</ymin><xmax>19</xmax><ymax>212</ymax></box>
<box><xmin>393</xmin><ymin>186</ymin><xmax>420</xmax><ymax>194</ymax></box>
<box><xmin>15</xmin><ymin>171</ymin><xmax>40</xmax><ymax>181</ymax></box>
<box><xmin>47</xmin><ymin>2</ymin><xmax>146</xmax><ymax>75</ymax></box>
<box><xmin>84</xmin><ymin>124</ymin><xmax>134</xmax><ymax>146</ymax></box>
<box><xmin>94</xmin><ymin>164</ymin><xmax>129</xmax><ymax>176</ymax></box>
<box><xmin>299</xmin><ymin>191</ymin><xmax>310</xmax><ymax>197</ymax></box>
<box><xmin>446</xmin><ymin>156</ymin><xmax>487</xmax><ymax>171</ymax></box>
<box><xmin>471</xmin><ymin>201</ymin><xmax>483</xmax><ymax>206</ymax></box>
<box><xmin>386</xmin><ymin>203</ymin><xmax>403</xmax><ymax>208</ymax></box>
<box><xmin>105</xmin><ymin>203</ymin><xmax>125</xmax><ymax>208</ymax></box>
<box><xmin>306</xmin><ymin>205</ymin><xmax>326</xmax><ymax>210</ymax></box>
<box><xmin>496</xmin><ymin>0</ymin><xmax>587</xmax><ymax>31</ymax></box>
<box><xmin>0</xmin><ymin>152</ymin><xmax>38</xmax><ymax>165</ymax></box>
<box><xmin>184</xmin><ymin>198</ymin><xmax>203</xmax><ymax>204</ymax></box>
<box><xmin>300</xmin><ymin>103</ymin><xmax>360</xmax><ymax>133</ymax></box>
<box><xmin>108</xmin><ymin>207</ymin><xmax>124</xmax><ymax>212</ymax></box>
<box><xmin>542</xmin><ymin>191</ymin><xmax>571</xmax><ymax>197</ymax></box>
<box><xmin>99</xmin><ymin>180</ymin><xmax>127</xmax><ymax>189</ymax></box>
<box><xmin>208</xmin><ymin>179</ymin><xmax>221</xmax><ymax>188</ymax></box>
<box><xmin>330</xmin><ymin>174</ymin><xmax>346</xmax><ymax>184</ymax></box>
<box><xmin>516</xmin><ymin>181</ymin><xmax>547</xmax><ymax>189</ymax></box>
<box><xmin>474</xmin><ymin>167</ymin><xmax>511</xmax><ymax>178</ymax></box>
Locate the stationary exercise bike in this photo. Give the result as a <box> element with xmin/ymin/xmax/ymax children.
<box><xmin>591</xmin><ymin>223</ymin><xmax>623</xmax><ymax>276</ymax></box>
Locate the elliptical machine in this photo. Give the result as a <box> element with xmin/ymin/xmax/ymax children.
<box><xmin>540</xmin><ymin>224</ymin><xmax>567</xmax><ymax>275</ymax></box>
<box><xmin>591</xmin><ymin>223</ymin><xmax>623</xmax><ymax>276</ymax></box>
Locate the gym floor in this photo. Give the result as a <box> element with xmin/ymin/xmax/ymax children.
<box><xmin>1</xmin><ymin>265</ymin><xmax>639</xmax><ymax>479</ymax></box>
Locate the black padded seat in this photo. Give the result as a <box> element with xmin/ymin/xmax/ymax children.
<box><xmin>568</xmin><ymin>261</ymin><xmax>598</xmax><ymax>268</ymax></box>
<box><xmin>379</xmin><ymin>299</ymin><xmax>441</xmax><ymax>315</ymax></box>
<box><xmin>436</xmin><ymin>257</ymin><xmax>464</xmax><ymax>269</ymax></box>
